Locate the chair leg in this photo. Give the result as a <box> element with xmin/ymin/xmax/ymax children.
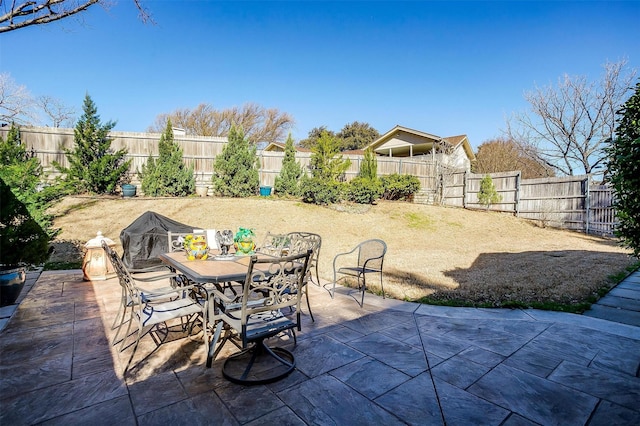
<box><xmin>111</xmin><ymin>288</ymin><xmax>128</xmax><ymax>331</ymax></box>
<box><xmin>124</xmin><ymin>325</ymin><xmax>144</xmax><ymax>374</ymax></box>
<box><xmin>331</xmin><ymin>271</ymin><xmax>337</xmax><ymax>299</ymax></box>
<box><xmin>314</xmin><ymin>263</ymin><xmax>321</xmax><ymax>286</ymax></box>
<box><xmin>111</xmin><ymin>305</ymin><xmax>129</xmax><ymax>346</ymax></box>
<box><xmin>305</xmin><ymin>285</ymin><xmax>315</xmax><ymax>322</ymax></box>
<box><xmin>111</xmin><ymin>299</ymin><xmax>124</xmax><ymax>330</ymax></box>
<box><xmin>119</xmin><ymin>309</ymin><xmax>136</xmax><ymax>352</ymax></box>
<box><xmin>222</xmin><ymin>339</ymin><xmax>296</xmax><ymax>385</ymax></box>
<box><xmin>206</xmin><ymin>321</ymin><xmax>224</xmax><ymax>368</ymax></box>
<box><xmin>360</xmin><ymin>273</ymin><xmax>366</xmax><ymax>307</ymax></box>
<box><xmin>380</xmin><ymin>271</ymin><xmax>385</xmax><ymax>299</ymax></box>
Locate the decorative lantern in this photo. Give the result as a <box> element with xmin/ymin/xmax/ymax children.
<box><xmin>82</xmin><ymin>231</ymin><xmax>116</xmax><ymax>281</ymax></box>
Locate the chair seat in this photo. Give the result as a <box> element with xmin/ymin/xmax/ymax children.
<box><xmin>139</xmin><ymin>287</ymin><xmax>180</xmax><ymax>302</ymax></box>
<box><xmin>337</xmin><ymin>266</ymin><xmax>379</xmax><ymax>276</ymax></box>
<box><xmin>245</xmin><ymin>310</ymin><xmax>294</xmax><ymax>341</ymax></box>
<box><xmin>140</xmin><ymin>297</ymin><xmax>202</xmax><ymax>328</ymax></box>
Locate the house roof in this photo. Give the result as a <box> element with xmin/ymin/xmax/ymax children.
<box><xmin>263</xmin><ymin>142</ymin><xmax>311</xmax><ymax>152</ymax></box>
<box><xmin>365</xmin><ymin>125</ymin><xmax>475</xmax><ymax>161</ymax></box>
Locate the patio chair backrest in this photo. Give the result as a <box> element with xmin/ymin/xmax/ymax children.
<box><xmin>287</xmin><ymin>232</ymin><xmax>321</xmax><ymax>276</ymax></box>
<box><xmin>102</xmin><ymin>241</ymin><xmax>141</xmax><ymax>304</ymax></box>
<box><xmin>258</xmin><ymin>232</ymin><xmax>290</xmax><ymax>256</ymax></box>
<box><xmin>357</xmin><ymin>239</ymin><xmax>387</xmax><ymax>271</ymax></box>
<box><xmin>168</xmin><ymin>231</ymin><xmax>192</xmax><ymax>252</ymax></box>
<box><xmin>239</xmin><ymin>250</ymin><xmax>311</xmax><ymax>343</ymax></box>
<box><xmin>287</xmin><ymin>232</ymin><xmax>321</xmax><ymax>258</ymax></box>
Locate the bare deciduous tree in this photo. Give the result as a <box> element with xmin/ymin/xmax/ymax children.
<box><xmin>0</xmin><ymin>0</ymin><xmax>152</xmax><ymax>33</ymax></box>
<box><xmin>37</xmin><ymin>95</ymin><xmax>76</xmax><ymax>127</ymax></box>
<box><xmin>150</xmin><ymin>102</ymin><xmax>295</xmax><ymax>145</ymax></box>
<box><xmin>474</xmin><ymin>137</ymin><xmax>554</xmax><ymax>179</ymax></box>
<box><xmin>506</xmin><ymin>59</ymin><xmax>636</xmax><ymax>177</ymax></box>
<box><xmin>0</xmin><ymin>72</ymin><xmax>35</xmax><ymax>124</ymax></box>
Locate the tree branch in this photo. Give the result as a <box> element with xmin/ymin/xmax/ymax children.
<box><xmin>0</xmin><ymin>0</ymin><xmax>153</xmax><ymax>33</ymax></box>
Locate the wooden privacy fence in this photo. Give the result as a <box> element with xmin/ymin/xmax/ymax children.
<box><xmin>447</xmin><ymin>172</ymin><xmax>616</xmax><ymax>236</ymax></box>
<box><xmin>4</xmin><ymin>126</ymin><xmax>617</xmax><ymax>236</ymax></box>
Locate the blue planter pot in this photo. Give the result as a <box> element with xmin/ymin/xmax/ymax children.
<box><xmin>0</xmin><ymin>267</ymin><xmax>26</xmax><ymax>307</ymax></box>
<box><xmin>122</xmin><ymin>184</ymin><xmax>137</xmax><ymax>198</ymax></box>
<box><xmin>259</xmin><ymin>186</ymin><xmax>272</xmax><ymax>197</ymax></box>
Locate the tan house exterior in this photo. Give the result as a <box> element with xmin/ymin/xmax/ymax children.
<box><xmin>263</xmin><ymin>142</ymin><xmax>311</xmax><ymax>153</ymax></box>
<box><xmin>365</xmin><ymin>125</ymin><xmax>476</xmax><ymax>171</ymax></box>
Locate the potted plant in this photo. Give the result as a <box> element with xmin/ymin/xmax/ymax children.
<box><xmin>0</xmin><ymin>179</ymin><xmax>51</xmax><ymax>306</ymax></box>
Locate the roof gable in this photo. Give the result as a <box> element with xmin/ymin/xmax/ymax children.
<box><xmin>263</xmin><ymin>142</ymin><xmax>311</xmax><ymax>153</ymax></box>
<box><xmin>366</xmin><ymin>125</ymin><xmax>475</xmax><ymax>161</ymax></box>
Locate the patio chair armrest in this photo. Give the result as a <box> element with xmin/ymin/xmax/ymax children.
<box><xmin>129</xmin><ymin>265</ymin><xmax>170</xmax><ymax>274</ymax></box>
<box><xmin>332</xmin><ymin>246</ymin><xmax>358</xmax><ymax>266</ymax></box>
<box><xmin>210</xmin><ymin>288</ymin><xmax>240</xmax><ymax>305</ymax></box>
<box><xmin>361</xmin><ymin>254</ymin><xmax>385</xmax><ymax>271</ymax></box>
<box><xmin>132</xmin><ymin>271</ymin><xmax>182</xmax><ymax>283</ymax></box>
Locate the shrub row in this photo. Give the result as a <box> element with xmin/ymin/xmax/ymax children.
<box><xmin>297</xmin><ymin>173</ymin><xmax>420</xmax><ymax>205</ymax></box>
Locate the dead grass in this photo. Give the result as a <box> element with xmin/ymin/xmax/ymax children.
<box><xmin>49</xmin><ymin>195</ymin><xmax>637</xmax><ymax>308</ymax></box>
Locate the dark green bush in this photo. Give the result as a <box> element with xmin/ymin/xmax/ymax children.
<box><xmin>381</xmin><ymin>174</ymin><xmax>421</xmax><ymax>200</ymax></box>
<box><xmin>0</xmin><ymin>178</ymin><xmax>50</xmax><ymax>266</ymax></box>
<box><xmin>140</xmin><ymin>120</ymin><xmax>195</xmax><ymax>197</ymax></box>
<box><xmin>347</xmin><ymin>177</ymin><xmax>383</xmax><ymax>204</ymax></box>
<box><xmin>300</xmin><ymin>176</ymin><xmax>344</xmax><ymax>205</ymax></box>
<box><xmin>54</xmin><ymin>94</ymin><xmax>130</xmax><ymax>195</ymax></box>
<box><xmin>359</xmin><ymin>148</ymin><xmax>378</xmax><ymax>180</ymax></box>
<box><xmin>606</xmin><ymin>80</ymin><xmax>640</xmax><ymax>257</ymax></box>
<box><xmin>274</xmin><ymin>133</ymin><xmax>302</xmax><ymax>196</ymax></box>
<box><xmin>0</xmin><ymin>123</ymin><xmax>61</xmax><ymax>239</ymax></box>
<box><xmin>213</xmin><ymin>126</ymin><xmax>259</xmax><ymax>197</ymax></box>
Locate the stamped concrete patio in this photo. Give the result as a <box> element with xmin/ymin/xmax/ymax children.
<box><xmin>1</xmin><ymin>269</ymin><xmax>639</xmax><ymax>425</ymax></box>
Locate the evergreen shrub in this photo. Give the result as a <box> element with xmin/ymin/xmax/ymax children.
<box><xmin>213</xmin><ymin>126</ymin><xmax>259</xmax><ymax>197</ymax></box>
<box><xmin>347</xmin><ymin>177</ymin><xmax>384</xmax><ymax>204</ymax></box>
<box><xmin>54</xmin><ymin>94</ymin><xmax>130</xmax><ymax>195</ymax></box>
<box><xmin>140</xmin><ymin>120</ymin><xmax>195</xmax><ymax>196</ymax></box>
<box><xmin>300</xmin><ymin>176</ymin><xmax>344</xmax><ymax>205</ymax></box>
<box><xmin>274</xmin><ymin>133</ymin><xmax>302</xmax><ymax>196</ymax></box>
<box><xmin>381</xmin><ymin>174</ymin><xmax>421</xmax><ymax>200</ymax></box>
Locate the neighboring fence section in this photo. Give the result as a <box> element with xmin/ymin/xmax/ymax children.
<box><xmin>441</xmin><ymin>172</ymin><xmax>615</xmax><ymax>236</ymax></box>
<box><xmin>3</xmin><ymin>126</ymin><xmax>617</xmax><ymax>236</ymax></box>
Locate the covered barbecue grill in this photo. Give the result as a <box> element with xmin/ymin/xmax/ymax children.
<box><xmin>120</xmin><ymin>211</ymin><xmax>197</xmax><ymax>269</ymax></box>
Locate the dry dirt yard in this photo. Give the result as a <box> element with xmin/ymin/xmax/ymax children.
<box><xmin>50</xmin><ymin>195</ymin><xmax>637</xmax><ymax>308</ymax></box>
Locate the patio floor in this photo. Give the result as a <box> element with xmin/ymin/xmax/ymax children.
<box><xmin>1</xmin><ymin>269</ymin><xmax>640</xmax><ymax>425</ymax></box>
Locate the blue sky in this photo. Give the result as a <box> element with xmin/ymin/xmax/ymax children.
<box><xmin>1</xmin><ymin>1</ymin><xmax>638</xmax><ymax>150</ymax></box>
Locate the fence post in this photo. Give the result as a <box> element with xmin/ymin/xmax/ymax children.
<box><xmin>515</xmin><ymin>171</ymin><xmax>521</xmax><ymax>217</ymax></box>
<box><xmin>585</xmin><ymin>175</ymin><xmax>590</xmax><ymax>234</ymax></box>
<box><xmin>462</xmin><ymin>170</ymin><xmax>468</xmax><ymax>208</ymax></box>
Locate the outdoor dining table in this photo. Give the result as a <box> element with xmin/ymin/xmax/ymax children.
<box><xmin>158</xmin><ymin>250</ymin><xmax>280</xmax><ymax>367</ymax></box>
<box><xmin>158</xmin><ymin>250</ymin><xmax>268</xmax><ymax>287</ymax></box>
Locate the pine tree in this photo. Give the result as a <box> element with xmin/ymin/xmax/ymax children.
<box><xmin>140</xmin><ymin>119</ymin><xmax>195</xmax><ymax>196</ymax></box>
<box><xmin>347</xmin><ymin>147</ymin><xmax>382</xmax><ymax>204</ymax></box>
<box><xmin>55</xmin><ymin>94</ymin><xmax>130</xmax><ymax>194</ymax></box>
<box><xmin>212</xmin><ymin>125</ymin><xmax>259</xmax><ymax>197</ymax></box>
<box><xmin>309</xmin><ymin>131</ymin><xmax>351</xmax><ymax>180</ymax></box>
<box><xmin>359</xmin><ymin>147</ymin><xmax>377</xmax><ymax>180</ymax></box>
<box><xmin>274</xmin><ymin>133</ymin><xmax>302</xmax><ymax>196</ymax></box>
<box><xmin>478</xmin><ymin>175</ymin><xmax>502</xmax><ymax>210</ymax></box>
<box><xmin>0</xmin><ymin>123</ymin><xmax>27</xmax><ymax>165</ymax></box>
